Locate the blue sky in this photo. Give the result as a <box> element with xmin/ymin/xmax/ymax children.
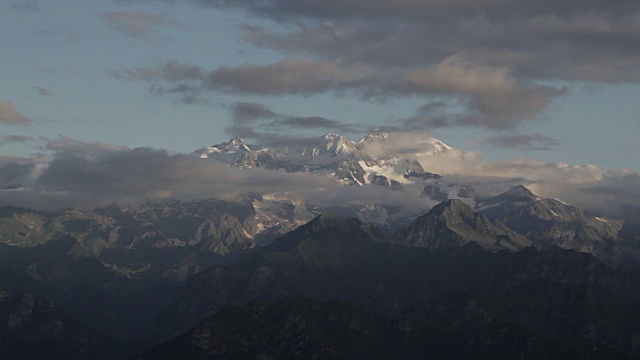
<box><xmin>1</xmin><ymin>0</ymin><xmax>640</xmax><ymax>171</ymax></box>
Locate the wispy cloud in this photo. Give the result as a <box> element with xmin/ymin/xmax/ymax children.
<box><xmin>33</xmin><ymin>86</ymin><xmax>56</xmax><ymax>97</ymax></box>
<box><xmin>0</xmin><ymin>101</ymin><xmax>31</xmax><ymax>125</ymax></box>
<box><xmin>227</xmin><ymin>102</ymin><xmax>362</xmax><ymax>142</ymax></box>
<box><xmin>0</xmin><ymin>135</ymin><xmax>32</xmax><ymax>144</ymax></box>
<box><xmin>112</xmin><ymin>57</ymin><xmax>562</xmax><ymax>129</ymax></box>
<box><xmin>99</xmin><ymin>11</ymin><xmax>180</xmax><ymax>43</ymax></box>
<box><xmin>9</xmin><ymin>0</ymin><xmax>39</xmax><ymax>12</ymax></box>
<box><xmin>484</xmin><ymin>133</ymin><xmax>559</xmax><ymax>150</ymax></box>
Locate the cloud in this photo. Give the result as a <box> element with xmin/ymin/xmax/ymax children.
<box><xmin>110</xmin><ymin>59</ymin><xmax>373</xmax><ymax>96</ymax></box>
<box><xmin>99</xmin><ymin>11</ymin><xmax>179</xmax><ymax>42</ymax></box>
<box><xmin>1</xmin><ymin>134</ymin><xmax>640</xmax><ymax>219</ymax></box>
<box><xmin>42</xmin><ymin>136</ymin><xmax>129</xmax><ymax>158</ymax></box>
<box><xmin>403</xmin><ymin>148</ymin><xmax>640</xmax><ymax>218</ymax></box>
<box><xmin>9</xmin><ymin>0</ymin><xmax>39</xmax><ymax>12</ymax></box>
<box><xmin>0</xmin><ymin>140</ymin><xmax>427</xmax><ymax>211</ymax></box>
<box><xmin>109</xmin><ymin>61</ymin><xmax>208</xmax><ymax>103</ymax></box>
<box><xmin>114</xmin><ymin>1</ymin><xmax>640</xmax><ymax>131</ymax></box>
<box><xmin>237</xmin><ymin>7</ymin><xmax>640</xmax><ymax>83</ymax></box>
<box><xmin>397</xmin><ymin>56</ymin><xmax>564</xmax><ymax>128</ymax></box>
<box><xmin>199</xmin><ymin>0</ymin><xmax>640</xmax><ymax>23</ymax></box>
<box><xmin>231</xmin><ymin>102</ymin><xmax>277</xmax><ymax>123</ymax></box>
<box><xmin>0</xmin><ymin>101</ymin><xmax>31</xmax><ymax>125</ymax></box>
<box><xmin>108</xmin><ymin>60</ymin><xmax>204</xmax><ymax>82</ymax></box>
<box><xmin>0</xmin><ymin>135</ymin><xmax>32</xmax><ymax>144</ymax></box>
<box><xmin>113</xmin><ymin>56</ymin><xmax>562</xmax><ymax>129</ymax></box>
<box><xmin>227</xmin><ymin>102</ymin><xmax>362</xmax><ymax>140</ymax></box>
<box><xmin>484</xmin><ymin>133</ymin><xmax>559</xmax><ymax>150</ymax></box>
<box><xmin>33</xmin><ymin>86</ymin><xmax>56</xmax><ymax>96</ymax></box>
<box><xmin>0</xmin><ymin>161</ymin><xmax>35</xmax><ymax>186</ymax></box>
<box><xmin>113</xmin><ymin>0</ymin><xmax>640</xmax><ymax>132</ymax></box>
<box><xmin>207</xmin><ymin>59</ymin><xmax>372</xmax><ymax>95</ymax></box>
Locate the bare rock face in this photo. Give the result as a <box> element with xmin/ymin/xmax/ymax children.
<box><xmin>477</xmin><ymin>185</ymin><xmax>631</xmax><ymax>267</ymax></box>
<box><xmin>391</xmin><ymin>199</ymin><xmax>533</xmax><ymax>252</ymax></box>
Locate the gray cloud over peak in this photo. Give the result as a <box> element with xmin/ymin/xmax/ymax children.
<box><xmin>209</xmin><ymin>59</ymin><xmax>372</xmax><ymax>95</ymax></box>
<box><xmin>228</xmin><ymin>102</ymin><xmax>362</xmax><ymax>136</ymax></box>
<box><xmin>111</xmin><ymin>0</ymin><xmax>640</xmax><ymax>133</ymax></box>
<box><xmin>99</xmin><ymin>11</ymin><xmax>179</xmax><ymax>42</ymax></box>
<box><xmin>231</xmin><ymin>102</ymin><xmax>276</xmax><ymax>124</ymax></box>
<box><xmin>113</xmin><ymin>57</ymin><xmax>561</xmax><ymax>129</ymax></box>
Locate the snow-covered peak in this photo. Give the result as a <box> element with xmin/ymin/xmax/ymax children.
<box><xmin>357</xmin><ymin>132</ymin><xmax>451</xmax><ymax>159</ymax></box>
<box><xmin>358</xmin><ymin>131</ymin><xmax>391</xmax><ymax>143</ymax></box>
<box><xmin>222</xmin><ymin>137</ymin><xmax>251</xmax><ymax>152</ymax></box>
<box><xmin>194</xmin><ymin>131</ymin><xmax>455</xmax><ymax>185</ymax></box>
<box><xmin>426</xmin><ymin>138</ymin><xmax>453</xmax><ymax>152</ymax></box>
<box><xmin>322</xmin><ymin>133</ymin><xmax>357</xmax><ymax>155</ymax></box>
<box><xmin>195</xmin><ymin>137</ymin><xmax>252</xmax><ymax>160</ymax></box>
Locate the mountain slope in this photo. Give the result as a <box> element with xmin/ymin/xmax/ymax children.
<box><xmin>155</xmin><ymin>212</ymin><xmax>637</xmax><ymax>340</ymax></box>
<box><xmin>391</xmin><ymin>199</ymin><xmax>533</xmax><ymax>251</ymax></box>
<box><xmin>0</xmin><ymin>235</ymin><xmax>181</xmax><ymax>342</ymax></box>
<box><xmin>0</xmin><ymin>291</ymin><xmax>126</xmax><ymax>359</ymax></box>
<box><xmin>137</xmin><ymin>297</ymin><xmax>400</xmax><ymax>360</ymax></box>
<box><xmin>476</xmin><ymin>185</ymin><xmax>637</xmax><ymax>267</ymax></box>
<box><xmin>140</xmin><ymin>282</ymin><xmax>640</xmax><ymax>360</ymax></box>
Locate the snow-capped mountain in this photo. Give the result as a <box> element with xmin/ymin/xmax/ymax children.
<box><xmin>194</xmin><ymin>132</ymin><xmax>477</xmax><ymax>233</ymax></box>
<box><xmin>195</xmin><ymin>131</ymin><xmax>451</xmax><ymax>186</ymax></box>
<box><xmin>193</xmin><ymin>134</ymin><xmax>634</xmax><ymax>261</ymax></box>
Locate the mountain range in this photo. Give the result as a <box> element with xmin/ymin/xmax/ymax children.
<box><xmin>1</xmin><ymin>200</ymin><xmax>640</xmax><ymax>358</ymax></box>
<box><xmin>195</xmin><ymin>132</ymin><xmax>448</xmax><ymax>186</ymax></box>
<box><xmin>1</xmin><ymin>132</ymin><xmax>640</xmax><ymax>358</ymax></box>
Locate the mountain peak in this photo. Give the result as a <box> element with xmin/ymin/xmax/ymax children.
<box><xmin>224</xmin><ymin>137</ymin><xmax>251</xmax><ymax>151</ymax></box>
<box><xmin>475</xmin><ymin>185</ymin><xmax>542</xmax><ymax>218</ymax></box>
<box><xmin>503</xmin><ymin>185</ymin><xmax>541</xmax><ymax>200</ymax></box>
<box><xmin>358</xmin><ymin>130</ymin><xmax>391</xmax><ymax>143</ymax></box>
<box><xmin>393</xmin><ymin>199</ymin><xmax>532</xmax><ymax>251</ymax></box>
<box><xmin>228</xmin><ymin>136</ymin><xmax>246</xmax><ymax>145</ymax></box>
<box><xmin>195</xmin><ymin>131</ymin><xmax>455</xmax><ymax>184</ymax></box>
<box><xmin>427</xmin><ymin>199</ymin><xmax>474</xmax><ymax>217</ymax></box>
<box><xmin>321</xmin><ymin>133</ymin><xmax>357</xmax><ymax>155</ymax></box>
<box><xmin>307</xmin><ymin>211</ymin><xmax>360</xmax><ymax>231</ymax></box>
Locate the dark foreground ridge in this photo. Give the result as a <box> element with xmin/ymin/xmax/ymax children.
<box><xmin>136</xmin><ymin>288</ymin><xmax>638</xmax><ymax>359</ymax></box>
<box><xmin>0</xmin><ymin>204</ymin><xmax>640</xmax><ymax>358</ymax></box>
<box><xmin>157</xmin><ymin>212</ymin><xmax>640</xmax><ymax>344</ymax></box>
